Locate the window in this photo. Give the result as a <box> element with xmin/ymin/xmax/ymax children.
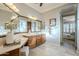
<box><xmin>0</xmin><ymin>25</ymin><xmax>6</xmax><ymax>35</ymax></box>
<box><xmin>31</xmin><ymin>20</ymin><xmax>42</xmax><ymax>32</ymax></box>
<box><xmin>31</xmin><ymin>21</ymin><xmax>36</xmax><ymax>32</ymax></box>
<box><xmin>15</xmin><ymin>18</ymin><xmax>27</xmax><ymax>33</ymax></box>
<box><xmin>70</xmin><ymin>23</ymin><xmax>75</xmax><ymax>33</ymax></box>
<box><xmin>36</xmin><ymin>21</ymin><xmax>40</xmax><ymax>31</ymax></box>
<box><xmin>66</xmin><ymin>24</ymin><xmax>69</xmax><ymax>33</ymax></box>
<box><xmin>19</xmin><ymin>20</ymin><xmax>27</xmax><ymax>32</ymax></box>
<box><xmin>64</xmin><ymin>24</ymin><xmax>67</xmax><ymax>32</ymax></box>
<box><xmin>63</xmin><ymin>22</ymin><xmax>75</xmax><ymax>33</ymax></box>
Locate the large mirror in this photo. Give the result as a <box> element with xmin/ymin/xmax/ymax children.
<box><xmin>0</xmin><ymin>3</ymin><xmax>18</xmax><ymax>36</ymax></box>
<box><xmin>0</xmin><ymin>3</ymin><xmax>43</xmax><ymax>36</ymax></box>
<box><xmin>0</xmin><ymin>3</ymin><xmax>44</xmax><ymax>47</ymax></box>
<box><xmin>0</xmin><ymin>3</ymin><xmax>20</xmax><ymax>44</ymax></box>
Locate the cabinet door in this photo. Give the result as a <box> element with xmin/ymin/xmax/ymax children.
<box><xmin>41</xmin><ymin>34</ymin><xmax>46</xmax><ymax>43</ymax></box>
<box><xmin>36</xmin><ymin>35</ymin><xmax>42</xmax><ymax>46</ymax></box>
<box><xmin>28</xmin><ymin>36</ymin><xmax>37</xmax><ymax>48</ymax></box>
<box><xmin>0</xmin><ymin>48</ymin><xmax>20</xmax><ymax>56</ymax></box>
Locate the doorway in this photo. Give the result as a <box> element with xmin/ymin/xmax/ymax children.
<box><xmin>60</xmin><ymin>4</ymin><xmax>77</xmax><ymax>50</ymax></box>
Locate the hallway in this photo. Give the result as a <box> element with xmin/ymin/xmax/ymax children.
<box><xmin>29</xmin><ymin>35</ymin><xmax>78</xmax><ymax>56</ymax></box>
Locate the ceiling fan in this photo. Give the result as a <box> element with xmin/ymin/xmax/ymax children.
<box><xmin>40</xmin><ymin>3</ymin><xmax>43</xmax><ymax>7</ymax></box>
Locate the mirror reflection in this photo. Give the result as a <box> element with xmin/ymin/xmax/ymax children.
<box><xmin>0</xmin><ymin>3</ymin><xmax>43</xmax><ymax>36</ymax></box>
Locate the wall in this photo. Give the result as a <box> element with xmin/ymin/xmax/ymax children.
<box><xmin>43</xmin><ymin>7</ymin><xmax>61</xmax><ymax>44</ymax></box>
<box><xmin>43</xmin><ymin>3</ymin><xmax>77</xmax><ymax>45</ymax></box>
<box><xmin>77</xmin><ymin>4</ymin><xmax>79</xmax><ymax>51</ymax></box>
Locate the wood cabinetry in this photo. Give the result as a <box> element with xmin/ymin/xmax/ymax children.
<box><xmin>36</xmin><ymin>35</ymin><xmax>43</xmax><ymax>46</ymax></box>
<box><xmin>8</xmin><ymin>48</ymin><xmax>20</xmax><ymax>56</ymax></box>
<box><xmin>25</xmin><ymin>34</ymin><xmax>46</xmax><ymax>48</ymax></box>
<box><xmin>0</xmin><ymin>48</ymin><xmax>20</xmax><ymax>56</ymax></box>
<box><xmin>41</xmin><ymin>34</ymin><xmax>46</xmax><ymax>43</ymax></box>
<box><xmin>28</xmin><ymin>36</ymin><xmax>37</xmax><ymax>48</ymax></box>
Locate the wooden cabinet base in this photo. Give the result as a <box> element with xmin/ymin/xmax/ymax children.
<box><xmin>8</xmin><ymin>48</ymin><xmax>20</xmax><ymax>56</ymax></box>
<box><xmin>0</xmin><ymin>48</ymin><xmax>20</xmax><ymax>56</ymax></box>
<box><xmin>27</xmin><ymin>34</ymin><xmax>46</xmax><ymax>49</ymax></box>
<box><xmin>28</xmin><ymin>36</ymin><xmax>37</xmax><ymax>48</ymax></box>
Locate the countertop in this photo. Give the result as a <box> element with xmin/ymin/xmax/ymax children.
<box><xmin>19</xmin><ymin>32</ymin><xmax>46</xmax><ymax>37</ymax></box>
<box><xmin>0</xmin><ymin>34</ymin><xmax>28</xmax><ymax>55</ymax></box>
<box><xmin>0</xmin><ymin>32</ymin><xmax>45</xmax><ymax>54</ymax></box>
<box><xmin>0</xmin><ymin>32</ymin><xmax>46</xmax><ymax>38</ymax></box>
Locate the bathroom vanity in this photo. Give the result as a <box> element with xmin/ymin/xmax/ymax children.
<box><xmin>0</xmin><ymin>34</ymin><xmax>28</xmax><ymax>56</ymax></box>
<box><xmin>23</xmin><ymin>32</ymin><xmax>46</xmax><ymax>48</ymax></box>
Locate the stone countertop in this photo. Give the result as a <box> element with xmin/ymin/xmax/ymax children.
<box><xmin>20</xmin><ymin>32</ymin><xmax>46</xmax><ymax>37</ymax></box>
<box><xmin>0</xmin><ymin>32</ymin><xmax>46</xmax><ymax>37</ymax></box>
<box><xmin>0</xmin><ymin>34</ymin><xmax>28</xmax><ymax>55</ymax></box>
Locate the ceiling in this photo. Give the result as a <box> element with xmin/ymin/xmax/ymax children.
<box><xmin>25</xmin><ymin>3</ymin><xmax>65</xmax><ymax>13</ymax></box>
<box><xmin>0</xmin><ymin>3</ymin><xmax>12</xmax><ymax>12</ymax></box>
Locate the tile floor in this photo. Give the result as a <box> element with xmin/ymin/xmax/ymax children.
<box><xmin>29</xmin><ymin>35</ymin><xmax>79</xmax><ymax>56</ymax></box>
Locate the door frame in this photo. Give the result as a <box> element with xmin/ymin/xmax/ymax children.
<box><xmin>60</xmin><ymin>4</ymin><xmax>77</xmax><ymax>50</ymax></box>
